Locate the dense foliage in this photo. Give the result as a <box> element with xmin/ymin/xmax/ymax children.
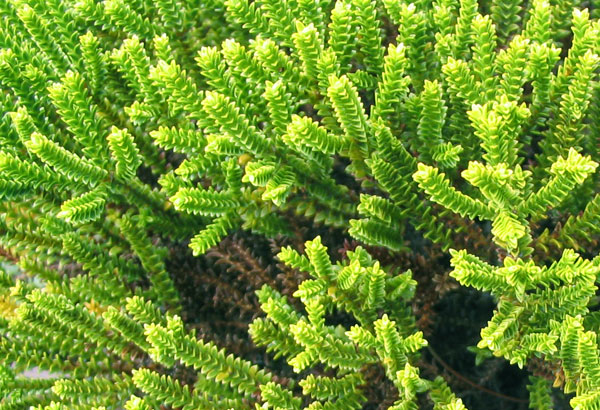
<box><xmin>1</xmin><ymin>0</ymin><xmax>600</xmax><ymax>408</ymax></box>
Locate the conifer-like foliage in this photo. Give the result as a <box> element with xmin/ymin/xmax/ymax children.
<box><xmin>1</xmin><ymin>0</ymin><xmax>600</xmax><ymax>408</ymax></box>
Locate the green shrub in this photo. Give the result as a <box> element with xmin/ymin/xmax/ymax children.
<box><xmin>1</xmin><ymin>0</ymin><xmax>600</xmax><ymax>408</ymax></box>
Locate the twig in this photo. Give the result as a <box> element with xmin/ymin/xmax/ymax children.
<box><xmin>427</xmin><ymin>345</ymin><xmax>529</xmax><ymax>404</ymax></box>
